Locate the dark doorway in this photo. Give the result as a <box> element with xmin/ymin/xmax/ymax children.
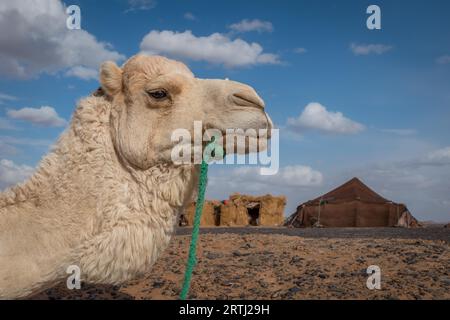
<box><xmin>247</xmin><ymin>204</ymin><xmax>260</xmax><ymax>226</ymax></box>
<box><xmin>213</xmin><ymin>205</ymin><xmax>221</xmax><ymax>226</ymax></box>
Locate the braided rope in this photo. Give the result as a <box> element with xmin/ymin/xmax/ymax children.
<box><xmin>179</xmin><ymin>139</ymin><xmax>222</xmax><ymax>299</ymax></box>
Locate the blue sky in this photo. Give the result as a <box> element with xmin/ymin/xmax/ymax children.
<box><xmin>0</xmin><ymin>0</ymin><xmax>449</xmax><ymax>221</ymax></box>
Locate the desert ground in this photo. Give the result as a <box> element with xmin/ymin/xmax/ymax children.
<box><xmin>29</xmin><ymin>226</ymin><xmax>449</xmax><ymax>300</ymax></box>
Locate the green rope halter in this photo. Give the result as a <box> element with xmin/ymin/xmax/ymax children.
<box><xmin>179</xmin><ymin>138</ymin><xmax>223</xmax><ymax>300</ymax></box>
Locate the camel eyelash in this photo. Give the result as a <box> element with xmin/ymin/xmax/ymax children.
<box><xmin>146</xmin><ymin>89</ymin><xmax>169</xmax><ymax>100</ymax></box>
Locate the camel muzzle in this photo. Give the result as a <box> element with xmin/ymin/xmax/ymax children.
<box><xmin>229</xmin><ymin>90</ymin><xmax>265</xmax><ymax>110</ymax></box>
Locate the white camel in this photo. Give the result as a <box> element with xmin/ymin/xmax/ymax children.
<box><xmin>0</xmin><ymin>54</ymin><xmax>272</xmax><ymax>299</ymax></box>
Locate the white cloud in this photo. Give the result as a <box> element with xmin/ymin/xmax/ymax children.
<box><xmin>209</xmin><ymin>165</ymin><xmax>323</xmax><ymax>193</ymax></box>
<box><xmin>140</xmin><ymin>30</ymin><xmax>280</xmax><ymax>67</ymax></box>
<box><xmin>7</xmin><ymin>106</ymin><xmax>67</xmax><ymax>127</ymax></box>
<box><xmin>0</xmin><ymin>159</ymin><xmax>34</xmax><ymax>190</ymax></box>
<box><xmin>287</xmin><ymin>102</ymin><xmax>365</xmax><ymax>134</ymax></box>
<box><xmin>294</xmin><ymin>48</ymin><xmax>307</xmax><ymax>54</ymax></box>
<box><xmin>436</xmin><ymin>55</ymin><xmax>450</xmax><ymax>64</ymax></box>
<box><xmin>345</xmin><ymin>148</ymin><xmax>450</xmax><ymax>222</ymax></box>
<box><xmin>350</xmin><ymin>43</ymin><xmax>392</xmax><ymax>55</ymax></box>
<box><xmin>65</xmin><ymin>66</ymin><xmax>98</xmax><ymax>80</ymax></box>
<box><xmin>235</xmin><ymin>165</ymin><xmax>323</xmax><ymax>187</ymax></box>
<box><xmin>274</xmin><ymin>165</ymin><xmax>323</xmax><ymax>187</ymax></box>
<box><xmin>183</xmin><ymin>12</ymin><xmax>196</xmax><ymax>21</ymax></box>
<box><xmin>0</xmin><ymin>92</ymin><xmax>17</xmax><ymax>104</ymax></box>
<box><xmin>422</xmin><ymin>146</ymin><xmax>450</xmax><ymax>166</ymax></box>
<box><xmin>126</xmin><ymin>0</ymin><xmax>157</xmax><ymax>11</ymax></box>
<box><xmin>228</xmin><ymin>19</ymin><xmax>273</xmax><ymax>33</ymax></box>
<box><xmin>0</xmin><ymin>0</ymin><xmax>125</xmax><ymax>79</ymax></box>
<box><xmin>386</xmin><ymin>146</ymin><xmax>450</xmax><ymax>168</ymax></box>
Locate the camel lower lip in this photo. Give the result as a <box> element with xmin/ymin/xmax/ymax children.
<box><xmin>216</xmin><ymin>131</ymin><xmax>269</xmax><ymax>139</ymax></box>
<box><xmin>231</xmin><ymin>101</ymin><xmax>264</xmax><ymax>110</ymax></box>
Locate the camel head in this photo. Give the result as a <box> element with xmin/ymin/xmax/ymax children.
<box><xmin>100</xmin><ymin>54</ymin><xmax>273</xmax><ymax>169</ymax></box>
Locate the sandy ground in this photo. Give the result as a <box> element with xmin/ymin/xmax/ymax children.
<box><xmin>29</xmin><ymin>227</ymin><xmax>450</xmax><ymax>300</ymax></box>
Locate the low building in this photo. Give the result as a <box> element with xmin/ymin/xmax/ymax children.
<box><xmin>180</xmin><ymin>193</ymin><xmax>286</xmax><ymax>227</ymax></box>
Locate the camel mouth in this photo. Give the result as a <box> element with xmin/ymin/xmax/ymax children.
<box><xmin>213</xmin><ymin>111</ymin><xmax>273</xmax><ymax>140</ymax></box>
<box><xmin>204</xmin><ymin>125</ymin><xmax>272</xmax><ymax>141</ymax></box>
<box><xmin>229</xmin><ymin>91</ymin><xmax>265</xmax><ymax>110</ymax></box>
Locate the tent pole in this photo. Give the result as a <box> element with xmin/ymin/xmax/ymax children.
<box><xmin>317</xmin><ymin>196</ymin><xmax>323</xmax><ymax>226</ymax></box>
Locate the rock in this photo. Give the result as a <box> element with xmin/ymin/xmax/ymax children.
<box><xmin>356</xmin><ymin>256</ymin><xmax>366</xmax><ymax>264</ymax></box>
<box><xmin>222</xmin><ymin>281</ymin><xmax>233</xmax><ymax>287</ymax></box>
<box><xmin>271</xmin><ymin>291</ymin><xmax>281</xmax><ymax>298</ymax></box>
<box><xmin>152</xmin><ymin>280</ymin><xmax>165</xmax><ymax>288</ymax></box>
<box><xmin>288</xmin><ymin>286</ymin><xmax>301</xmax><ymax>293</ymax></box>
<box><xmin>205</xmin><ymin>252</ymin><xmax>222</xmax><ymax>260</ymax></box>
<box><xmin>405</xmin><ymin>257</ymin><xmax>418</xmax><ymax>265</ymax></box>
<box><xmin>241</xmin><ymin>243</ymin><xmax>254</xmax><ymax>249</ymax></box>
<box><xmin>327</xmin><ymin>284</ymin><xmax>341</xmax><ymax>291</ymax></box>
<box><xmin>232</xmin><ymin>250</ymin><xmax>249</xmax><ymax>257</ymax></box>
<box><xmin>289</xmin><ymin>255</ymin><xmax>304</xmax><ymax>265</ymax></box>
<box><xmin>248</xmin><ymin>256</ymin><xmax>261</xmax><ymax>266</ymax></box>
<box><xmin>440</xmin><ymin>277</ymin><xmax>450</xmax><ymax>286</ymax></box>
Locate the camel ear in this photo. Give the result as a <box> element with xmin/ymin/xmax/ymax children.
<box><xmin>100</xmin><ymin>61</ymin><xmax>122</xmax><ymax>96</ymax></box>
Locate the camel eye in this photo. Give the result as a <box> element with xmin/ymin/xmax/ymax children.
<box><xmin>147</xmin><ymin>89</ymin><xmax>168</xmax><ymax>100</ymax></box>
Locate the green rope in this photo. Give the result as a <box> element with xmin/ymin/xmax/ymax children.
<box><xmin>179</xmin><ymin>139</ymin><xmax>222</xmax><ymax>300</ymax></box>
<box><xmin>179</xmin><ymin>159</ymin><xmax>208</xmax><ymax>300</ymax></box>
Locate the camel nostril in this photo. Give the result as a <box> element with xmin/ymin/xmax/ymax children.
<box><xmin>230</xmin><ymin>91</ymin><xmax>265</xmax><ymax>109</ymax></box>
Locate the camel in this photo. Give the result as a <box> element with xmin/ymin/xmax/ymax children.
<box><xmin>0</xmin><ymin>54</ymin><xmax>273</xmax><ymax>299</ymax></box>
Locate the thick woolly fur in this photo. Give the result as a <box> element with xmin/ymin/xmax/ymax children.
<box><xmin>0</xmin><ymin>54</ymin><xmax>271</xmax><ymax>299</ymax></box>
<box><xmin>0</xmin><ymin>94</ymin><xmax>199</xmax><ymax>298</ymax></box>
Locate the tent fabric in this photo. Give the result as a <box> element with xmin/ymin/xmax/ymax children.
<box><xmin>286</xmin><ymin>177</ymin><xmax>419</xmax><ymax>228</ymax></box>
<box><xmin>306</xmin><ymin>177</ymin><xmax>389</xmax><ymax>205</ymax></box>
